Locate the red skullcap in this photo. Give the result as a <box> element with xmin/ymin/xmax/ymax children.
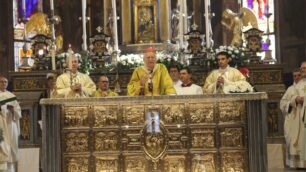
<box><xmin>145</xmin><ymin>47</ymin><xmax>155</xmax><ymax>53</ymax></box>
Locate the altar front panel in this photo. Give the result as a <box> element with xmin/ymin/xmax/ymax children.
<box><xmin>41</xmin><ymin>94</ymin><xmax>267</xmax><ymax>172</ymax></box>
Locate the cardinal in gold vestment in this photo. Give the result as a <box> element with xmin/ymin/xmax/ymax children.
<box><xmin>127</xmin><ymin>47</ymin><xmax>176</xmax><ymax>96</ymax></box>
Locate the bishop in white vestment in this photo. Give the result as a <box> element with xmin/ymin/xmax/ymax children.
<box><xmin>56</xmin><ymin>55</ymin><xmax>96</xmax><ymax>98</ymax></box>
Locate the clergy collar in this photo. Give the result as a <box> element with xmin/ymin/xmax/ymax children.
<box><xmin>218</xmin><ymin>65</ymin><xmax>230</xmax><ymax>73</ymax></box>
<box><xmin>181</xmin><ymin>82</ymin><xmax>192</xmax><ymax>87</ymax></box>
<box><xmin>141</xmin><ymin>64</ymin><xmax>158</xmax><ymax>75</ymax></box>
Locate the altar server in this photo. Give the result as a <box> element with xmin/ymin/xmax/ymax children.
<box><xmin>0</xmin><ymin>76</ymin><xmax>21</xmax><ymax>172</ymax></box>
<box><xmin>56</xmin><ymin>55</ymin><xmax>96</xmax><ymax>98</ymax></box>
<box><xmin>174</xmin><ymin>67</ymin><xmax>203</xmax><ymax>95</ymax></box>
<box><xmin>168</xmin><ymin>65</ymin><xmax>182</xmax><ymax>87</ymax></box>
<box><xmin>203</xmin><ymin>51</ymin><xmax>246</xmax><ymax>93</ymax></box>
<box><xmin>127</xmin><ymin>47</ymin><xmax>176</xmax><ymax>96</ymax></box>
<box><xmin>280</xmin><ymin>68</ymin><xmax>303</xmax><ymax>168</ymax></box>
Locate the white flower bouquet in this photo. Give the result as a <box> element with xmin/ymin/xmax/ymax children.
<box><xmin>223</xmin><ymin>81</ymin><xmax>254</xmax><ymax>94</ymax></box>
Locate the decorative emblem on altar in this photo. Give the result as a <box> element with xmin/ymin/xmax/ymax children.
<box><xmin>30</xmin><ymin>34</ymin><xmax>52</xmax><ymax>70</ymax></box>
<box><xmin>141</xmin><ymin>108</ymin><xmax>168</xmax><ymax>170</ymax></box>
<box><xmin>244</xmin><ymin>28</ymin><xmax>264</xmax><ymax>64</ymax></box>
<box><xmin>134</xmin><ymin>0</ymin><xmax>157</xmax><ymax>43</ymax></box>
<box><xmin>185</xmin><ymin>24</ymin><xmax>206</xmax><ymax>56</ymax></box>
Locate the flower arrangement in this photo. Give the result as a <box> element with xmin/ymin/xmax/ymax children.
<box><xmin>55</xmin><ymin>49</ymin><xmax>183</xmax><ymax>73</ymax></box>
<box><xmin>117</xmin><ymin>54</ymin><xmax>144</xmax><ymax>70</ymax></box>
<box><xmin>223</xmin><ymin>81</ymin><xmax>254</xmax><ymax>93</ymax></box>
<box><xmin>209</xmin><ymin>46</ymin><xmax>248</xmax><ymax>69</ymax></box>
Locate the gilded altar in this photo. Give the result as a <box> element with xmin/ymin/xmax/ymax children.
<box><xmin>40</xmin><ymin>93</ymin><xmax>267</xmax><ymax>172</ymax></box>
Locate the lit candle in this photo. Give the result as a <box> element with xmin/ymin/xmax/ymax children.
<box><xmin>22</xmin><ymin>0</ymin><xmax>26</xmax><ymax>15</ymax></box>
<box><xmin>204</xmin><ymin>0</ymin><xmax>212</xmax><ymax>49</ymax></box>
<box><xmin>182</xmin><ymin>0</ymin><xmax>187</xmax><ymax>33</ymax></box>
<box><xmin>112</xmin><ymin>0</ymin><xmax>119</xmax><ymax>52</ymax></box>
<box><xmin>50</xmin><ymin>0</ymin><xmax>54</xmax><ymax>11</ymax></box>
<box><xmin>178</xmin><ymin>0</ymin><xmax>184</xmax><ymax>48</ymax></box>
<box><xmin>82</xmin><ymin>0</ymin><xmax>88</xmax><ymax>51</ymax></box>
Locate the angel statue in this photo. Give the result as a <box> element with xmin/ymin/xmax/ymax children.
<box><xmin>221</xmin><ymin>9</ymin><xmax>243</xmax><ymax>47</ymax></box>
<box><xmin>222</xmin><ymin>8</ymin><xmax>259</xmax><ymax>47</ymax></box>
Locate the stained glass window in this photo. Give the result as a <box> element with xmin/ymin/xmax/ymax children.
<box><xmin>243</xmin><ymin>0</ymin><xmax>276</xmax><ymax>61</ymax></box>
<box><xmin>13</xmin><ymin>0</ymin><xmax>38</xmax><ymax>70</ymax></box>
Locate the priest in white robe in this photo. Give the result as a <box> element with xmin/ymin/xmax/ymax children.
<box><xmin>290</xmin><ymin>62</ymin><xmax>306</xmax><ymax>168</ymax></box>
<box><xmin>280</xmin><ymin>69</ymin><xmax>303</xmax><ymax>168</ymax></box>
<box><xmin>0</xmin><ymin>76</ymin><xmax>21</xmax><ymax>172</ymax></box>
<box><xmin>55</xmin><ymin>55</ymin><xmax>96</xmax><ymax>98</ymax></box>
<box><xmin>174</xmin><ymin>67</ymin><xmax>203</xmax><ymax>95</ymax></box>
<box><xmin>203</xmin><ymin>51</ymin><xmax>246</xmax><ymax>93</ymax></box>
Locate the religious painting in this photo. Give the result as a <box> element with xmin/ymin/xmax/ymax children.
<box><xmin>134</xmin><ymin>0</ymin><xmax>157</xmax><ymax>43</ymax></box>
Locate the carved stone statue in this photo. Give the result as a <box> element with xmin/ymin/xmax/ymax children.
<box><xmin>171</xmin><ymin>8</ymin><xmax>180</xmax><ymax>42</ymax></box>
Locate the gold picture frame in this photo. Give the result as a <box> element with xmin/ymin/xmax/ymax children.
<box><xmin>134</xmin><ymin>0</ymin><xmax>158</xmax><ymax>43</ymax></box>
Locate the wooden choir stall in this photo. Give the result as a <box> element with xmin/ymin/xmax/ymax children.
<box><xmin>40</xmin><ymin>93</ymin><xmax>267</xmax><ymax>172</ymax></box>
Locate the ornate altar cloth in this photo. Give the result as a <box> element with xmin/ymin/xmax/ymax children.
<box><xmin>40</xmin><ymin>93</ymin><xmax>267</xmax><ymax>172</ymax></box>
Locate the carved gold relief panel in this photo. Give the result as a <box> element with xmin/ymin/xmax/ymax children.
<box><xmin>191</xmin><ymin>128</ymin><xmax>215</xmax><ymax>149</ymax></box>
<box><xmin>191</xmin><ymin>154</ymin><xmax>216</xmax><ymax>172</ymax></box>
<box><xmin>63</xmin><ymin>106</ymin><xmax>90</xmax><ymax>128</ymax></box>
<box><xmin>162</xmin><ymin>104</ymin><xmax>186</xmax><ymax>125</ymax></box>
<box><xmin>218</xmin><ymin>101</ymin><xmax>245</xmax><ymax>123</ymax></box>
<box><xmin>167</xmin><ymin>128</ymin><xmax>188</xmax><ymax>150</ymax></box>
<box><xmin>164</xmin><ymin>155</ymin><xmax>185</xmax><ymax>172</ymax></box>
<box><xmin>95</xmin><ymin>156</ymin><xmax>119</xmax><ymax>172</ymax></box>
<box><xmin>94</xmin><ymin>131</ymin><xmax>118</xmax><ymax>151</ymax></box>
<box><xmin>63</xmin><ymin>131</ymin><xmax>89</xmax><ymax>153</ymax></box>
<box><xmin>251</xmin><ymin>70</ymin><xmax>282</xmax><ymax>84</ymax></box>
<box><xmin>221</xmin><ymin>151</ymin><xmax>247</xmax><ymax>172</ymax></box>
<box><xmin>121</xmin><ymin>129</ymin><xmax>142</xmax><ymax>151</ymax></box>
<box><xmin>93</xmin><ymin>105</ymin><xmax>119</xmax><ymax>127</ymax></box>
<box><xmin>122</xmin><ymin>105</ymin><xmax>145</xmax><ymax>125</ymax></box>
<box><xmin>220</xmin><ymin>127</ymin><xmax>244</xmax><ymax>148</ymax></box>
<box><xmin>20</xmin><ymin>109</ymin><xmax>31</xmax><ymax>140</ymax></box>
<box><xmin>14</xmin><ymin>77</ymin><xmax>46</xmax><ymax>91</ymax></box>
<box><xmin>64</xmin><ymin>156</ymin><xmax>89</xmax><ymax>172</ymax></box>
<box><xmin>189</xmin><ymin>103</ymin><xmax>215</xmax><ymax>124</ymax></box>
<box><xmin>124</xmin><ymin>156</ymin><xmax>148</xmax><ymax>172</ymax></box>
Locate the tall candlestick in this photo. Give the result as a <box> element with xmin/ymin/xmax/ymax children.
<box><xmin>112</xmin><ymin>0</ymin><xmax>119</xmax><ymax>52</ymax></box>
<box><xmin>178</xmin><ymin>0</ymin><xmax>184</xmax><ymax>48</ymax></box>
<box><xmin>204</xmin><ymin>0</ymin><xmax>212</xmax><ymax>49</ymax></box>
<box><xmin>182</xmin><ymin>0</ymin><xmax>188</xmax><ymax>33</ymax></box>
<box><xmin>82</xmin><ymin>0</ymin><xmax>87</xmax><ymax>51</ymax></box>
<box><xmin>22</xmin><ymin>0</ymin><xmax>26</xmax><ymax>17</ymax></box>
<box><xmin>51</xmin><ymin>48</ymin><xmax>56</xmax><ymax>70</ymax></box>
<box><xmin>50</xmin><ymin>0</ymin><xmax>54</xmax><ymax>10</ymax></box>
